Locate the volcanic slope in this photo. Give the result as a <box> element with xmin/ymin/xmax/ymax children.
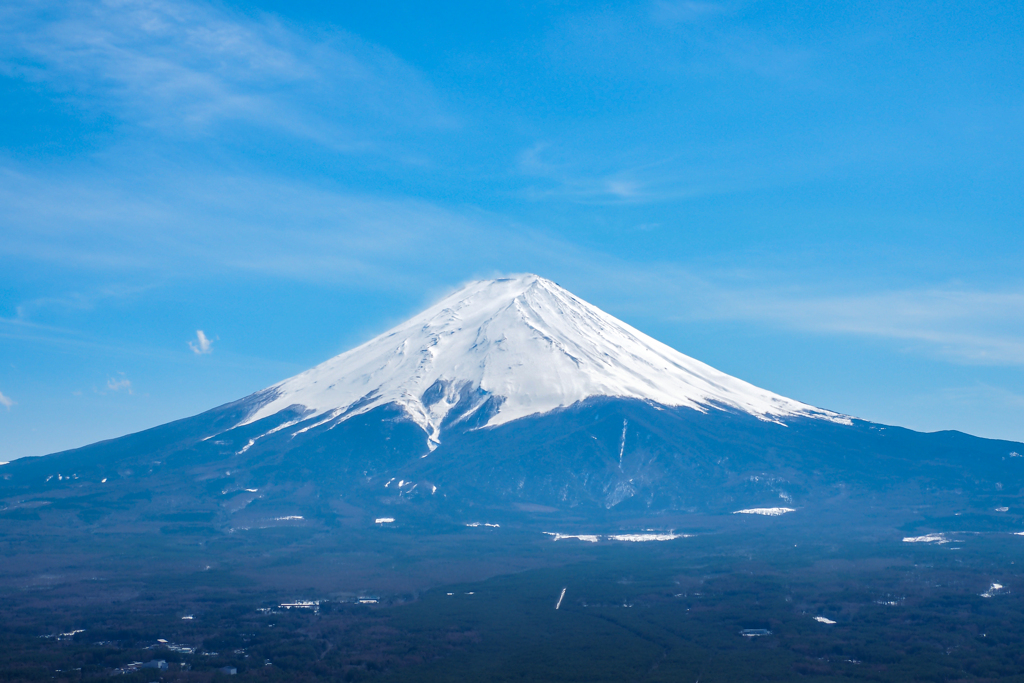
<box><xmin>2</xmin><ymin>275</ymin><xmax>1021</xmax><ymax>526</ymax></box>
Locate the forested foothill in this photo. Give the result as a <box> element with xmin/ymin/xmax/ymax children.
<box><xmin>2</xmin><ymin>517</ymin><xmax>1023</xmax><ymax>682</ymax></box>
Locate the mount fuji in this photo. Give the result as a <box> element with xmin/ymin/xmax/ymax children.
<box><xmin>2</xmin><ymin>275</ymin><xmax>1021</xmax><ymax>530</ymax></box>
<box><xmin>240</xmin><ymin>274</ymin><xmax>848</xmax><ymax>450</ymax></box>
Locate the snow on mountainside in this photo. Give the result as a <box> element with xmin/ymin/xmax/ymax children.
<box><xmin>239</xmin><ymin>274</ymin><xmax>850</xmax><ymax>449</ymax></box>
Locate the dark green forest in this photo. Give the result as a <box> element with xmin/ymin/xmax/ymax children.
<box><xmin>3</xmin><ymin>529</ymin><xmax>1023</xmax><ymax>682</ymax></box>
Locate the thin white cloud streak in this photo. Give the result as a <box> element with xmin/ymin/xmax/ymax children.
<box><xmin>0</xmin><ymin>315</ymin><xmax>302</xmax><ymax>381</ymax></box>
<box><xmin>511</xmin><ymin>3</ymin><xmax>840</xmax><ymax>204</ymax></box>
<box><xmin>933</xmin><ymin>384</ymin><xmax>1024</xmax><ymax>411</ymax></box>
<box><xmin>11</xmin><ymin>284</ymin><xmax>159</xmax><ymax>321</ymax></box>
<box><xmin>0</xmin><ymin>315</ymin><xmax>160</xmax><ymax>359</ymax></box>
<box><xmin>599</xmin><ymin>267</ymin><xmax>1024</xmax><ymax>367</ymax></box>
<box><xmin>0</xmin><ymin>390</ymin><xmax>14</xmax><ymax>410</ymax></box>
<box><xmin>708</xmin><ymin>288</ymin><xmax>1024</xmax><ymax>365</ymax></box>
<box><xmin>0</xmin><ymin>165</ymin><xmax>554</xmax><ymax>289</ymax></box>
<box><xmin>0</xmin><ymin>0</ymin><xmax>451</xmax><ymax>148</ymax></box>
<box><xmin>647</xmin><ymin>0</ymin><xmax>818</xmax><ymax>83</ymax></box>
<box><xmin>514</xmin><ymin>135</ymin><xmax>880</xmax><ymax>206</ymax></box>
<box><xmin>189</xmin><ymin>330</ymin><xmax>213</xmax><ymax>355</ymax></box>
<box><xmin>517</xmin><ymin>143</ymin><xmax>729</xmax><ymax>204</ymax></box>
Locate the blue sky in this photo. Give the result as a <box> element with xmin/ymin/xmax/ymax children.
<box><xmin>2</xmin><ymin>0</ymin><xmax>1023</xmax><ymax>459</ymax></box>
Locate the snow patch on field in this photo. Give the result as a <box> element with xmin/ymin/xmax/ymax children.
<box><xmin>544</xmin><ymin>532</ymin><xmax>600</xmax><ymax>543</ymax></box>
<box><xmin>903</xmin><ymin>534</ymin><xmax>949</xmax><ymax>544</ymax></box>
<box><xmin>608</xmin><ymin>532</ymin><xmax>690</xmax><ymax>542</ymax></box>
<box><xmin>544</xmin><ymin>531</ymin><xmax>689</xmax><ymax>543</ymax></box>
<box><xmin>733</xmin><ymin>507</ymin><xmax>795</xmax><ymax>516</ymax></box>
<box><xmin>980</xmin><ymin>583</ymin><xmax>1004</xmax><ymax>598</ymax></box>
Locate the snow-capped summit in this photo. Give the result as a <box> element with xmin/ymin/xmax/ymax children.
<box><xmin>242</xmin><ymin>274</ymin><xmax>848</xmax><ymax>448</ymax></box>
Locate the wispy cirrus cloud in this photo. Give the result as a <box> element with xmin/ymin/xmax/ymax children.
<box><xmin>706</xmin><ymin>287</ymin><xmax>1024</xmax><ymax>366</ymax></box>
<box><xmin>0</xmin><ymin>0</ymin><xmax>451</xmax><ymax>149</ymax></box>
<box><xmin>516</xmin><ymin>143</ymin><xmax>727</xmax><ymax>204</ymax></box>
<box><xmin>513</xmin><ymin>127</ymin><xmax>875</xmax><ymax>205</ymax></box>
<box><xmin>932</xmin><ymin>384</ymin><xmax>1024</xmax><ymax>411</ymax></box>
<box><xmin>599</xmin><ymin>266</ymin><xmax>1024</xmax><ymax>367</ymax></box>
<box><xmin>0</xmin><ymin>166</ymin><xmax>545</xmax><ymax>288</ymax></box>
<box><xmin>0</xmin><ymin>390</ymin><xmax>15</xmax><ymax>410</ymax></box>
<box><xmin>647</xmin><ymin>0</ymin><xmax>818</xmax><ymax>83</ymax></box>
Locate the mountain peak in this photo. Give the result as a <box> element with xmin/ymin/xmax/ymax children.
<box><xmin>240</xmin><ymin>275</ymin><xmax>849</xmax><ymax>449</ymax></box>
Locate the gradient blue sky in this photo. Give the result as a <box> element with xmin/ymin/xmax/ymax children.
<box><xmin>2</xmin><ymin>0</ymin><xmax>1023</xmax><ymax>460</ymax></box>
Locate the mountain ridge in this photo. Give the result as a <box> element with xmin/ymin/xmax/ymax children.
<box><xmin>1</xmin><ymin>274</ymin><xmax>1020</xmax><ymax>530</ymax></box>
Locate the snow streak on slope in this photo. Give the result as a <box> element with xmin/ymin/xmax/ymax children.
<box><xmin>241</xmin><ymin>274</ymin><xmax>849</xmax><ymax>448</ymax></box>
